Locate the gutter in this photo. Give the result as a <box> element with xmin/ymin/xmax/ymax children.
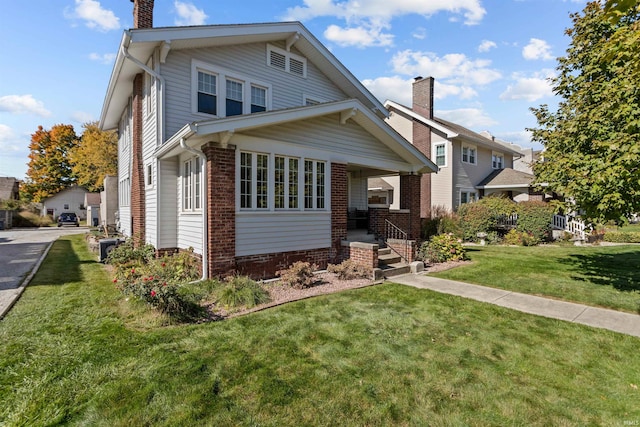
<box><xmin>180</xmin><ymin>138</ymin><xmax>208</xmax><ymax>280</ymax></box>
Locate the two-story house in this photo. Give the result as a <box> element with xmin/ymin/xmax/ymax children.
<box><xmin>99</xmin><ymin>0</ymin><xmax>436</xmax><ymax>279</ymax></box>
<box><xmin>383</xmin><ymin>77</ymin><xmax>531</xmax><ymax>217</ymax></box>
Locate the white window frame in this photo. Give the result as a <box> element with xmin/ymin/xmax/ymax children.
<box><xmin>460</xmin><ymin>189</ymin><xmax>478</xmax><ymax>205</ymax></box>
<box><xmin>182</xmin><ymin>157</ymin><xmax>202</xmax><ymax>212</ymax></box>
<box><xmin>144</xmin><ymin>59</ymin><xmax>153</xmax><ymax>118</ymax></box>
<box><xmin>238</xmin><ymin>150</ymin><xmax>328</xmax><ymax>212</ymax></box>
<box><xmin>303</xmin><ymin>94</ymin><xmax>329</xmax><ymax>106</ymax></box>
<box><xmin>492</xmin><ymin>152</ymin><xmax>504</xmax><ymax>169</ymax></box>
<box><xmin>433</xmin><ymin>142</ymin><xmax>447</xmax><ymax>168</ymax></box>
<box><xmin>267</xmin><ymin>44</ymin><xmax>307</xmax><ymax>78</ymax></box>
<box><xmin>462</xmin><ymin>144</ymin><xmax>477</xmax><ymax>165</ymax></box>
<box><xmin>145</xmin><ymin>162</ymin><xmax>153</xmax><ymax>187</ymax></box>
<box><xmin>119</xmin><ymin>178</ymin><xmax>131</xmax><ymax>207</ymax></box>
<box><xmin>192</xmin><ymin>60</ymin><xmax>272</xmax><ymax>118</ymax></box>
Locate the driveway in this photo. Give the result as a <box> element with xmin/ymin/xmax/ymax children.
<box><xmin>0</xmin><ymin>227</ymin><xmax>87</xmax><ymax>318</ymax></box>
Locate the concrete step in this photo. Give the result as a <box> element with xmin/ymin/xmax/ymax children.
<box><xmin>378</xmin><ymin>252</ymin><xmax>402</xmax><ymax>265</ymax></box>
<box><xmin>378</xmin><ymin>247</ymin><xmax>392</xmax><ymax>256</ymax></box>
<box><xmin>380</xmin><ymin>263</ymin><xmax>411</xmax><ymax>278</ymax></box>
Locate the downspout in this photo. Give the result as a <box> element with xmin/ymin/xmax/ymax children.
<box><xmin>180</xmin><ymin>137</ymin><xmax>209</xmax><ymax>280</ymax></box>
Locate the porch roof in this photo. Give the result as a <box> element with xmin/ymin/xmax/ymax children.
<box><xmin>476</xmin><ymin>168</ymin><xmax>535</xmax><ymax>189</ymax></box>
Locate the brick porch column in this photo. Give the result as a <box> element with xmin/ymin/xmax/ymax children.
<box><xmin>130</xmin><ymin>73</ymin><xmax>146</xmax><ymax>245</ymax></box>
<box><xmin>400</xmin><ymin>174</ymin><xmax>421</xmax><ymax>240</ymax></box>
<box><xmin>202</xmin><ymin>142</ymin><xmax>236</xmax><ymax>277</ymax></box>
<box><xmin>331</xmin><ymin>162</ymin><xmax>348</xmax><ymax>263</ymax></box>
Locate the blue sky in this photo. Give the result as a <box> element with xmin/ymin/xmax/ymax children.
<box><xmin>0</xmin><ymin>0</ymin><xmax>588</xmax><ymax>180</ymax></box>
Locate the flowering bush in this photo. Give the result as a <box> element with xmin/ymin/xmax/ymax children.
<box><xmin>418</xmin><ymin>234</ymin><xmax>467</xmax><ymax>264</ymax></box>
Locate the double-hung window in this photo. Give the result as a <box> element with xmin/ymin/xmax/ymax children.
<box><xmin>240</xmin><ymin>151</ymin><xmax>326</xmax><ymax>211</ymax></box>
<box><xmin>492</xmin><ymin>152</ymin><xmax>504</xmax><ymax>169</ymax></box>
<box><xmin>183</xmin><ymin>158</ymin><xmax>201</xmax><ymax>212</ymax></box>
<box><xmin>460</xmin><ymin>190</ymin><xmax>478</xmax><ymax>205</ymax></box>
<box><xmin>434</xmin><ymin>143</ymin><xmax>447</xmax><ymax>167</ymax></box>
<box><xmin>197</xmin><ymin>71</ymin><xmax>217</xmax><ymax>115</ymax></box>
<box><xmin>462</xmin><ymin>145</ymin><xmax>477</xmax><ymax>165</ymax></box>
<box><xmin>251</xmin><ymin>85</ymin><xmax>267</xmax><ymax>113</ymax></box>
<box><xmin>226</xmin><ymin>79</ymin><xmax>243</xmax><ymax>116</ymax></box>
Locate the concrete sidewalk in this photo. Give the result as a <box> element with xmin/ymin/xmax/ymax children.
<box><xmin>392</xmin><ymin>274</ymin><xmax>640</xmax><ymax>338</ymax></box>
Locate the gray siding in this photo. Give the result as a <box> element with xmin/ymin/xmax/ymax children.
<box><xmin>236</xmin><ymin>212</ymin><xmax>330</xmax><ymax>256</ymax></box>
<box><xmin>431</xmin><ymin>135</ymin><xmax>453</xmax><ymax>211</ymax></box>
<box><xmin>158</xmin><ymin>158</ymin><xmax>178</xmax><ymax>249</ymax></box>
<box><xmin>161</xmin><ymin>42</ymin><xmax>348</xmax><ymax>139</ymax></box>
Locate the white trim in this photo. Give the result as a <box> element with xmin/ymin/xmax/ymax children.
<box><xmin>461</xmin><ymin>144</ymin><xmax>477</xmax><ymax>165</ymax></box>
<box><xmin>492</xmin><ymin>151</ymin><xmax>504</xmax><ymax>169</ymax></box>
<box><xmin>267</xmin><ymin>44</ymin><xmax>307</xmax><ymax>78</ymax></box>
<box><xmin>303</xmin><ymin>93</ymin><xmax>330</xmax><ymax>106</ymax></box>
<box><xmin>145</xmin><ymin>162</ymin><xmax>154</xmax><ymax>188</ymax></box>
<box><xmin>459</xmin><ymin>188</ymin><xmax>478</xmax><ymax>205</ymax></box>
<box><xmin>191</xmin><ymin>59</ymin><xmax>272</xmax><ymax>118</ymax></box>
<box><xmin>433</xmin><ymin>142</ymin><xmax>447</xmax><ymax>168</ymax></box>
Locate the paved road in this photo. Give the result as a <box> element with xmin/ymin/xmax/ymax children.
<box><xmin>0</xmin><ymin>227</ymin><xmax>87</xmax><ymax>318</ymax></box>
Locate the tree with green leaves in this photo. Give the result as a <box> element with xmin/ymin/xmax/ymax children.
<box><xmin>529</xmin><ymin>1</ymin><xmax>640</xmax><ymax>224</ymax></box>
<box><xmin>21</xmin><ymin>124</ymin><xmax>78</xmax><ymax>202</ymax></box>
<box><xmin>69</xmin><ymin>121</ymin><xmax>118</xmax><ymax>192</ymax></box>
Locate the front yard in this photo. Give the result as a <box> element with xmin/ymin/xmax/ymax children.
<box><xmin>0</xmin><ymin>234</ymin><xmax>639</xmax><ymax>425</ymax></box>
<box><xmin>431</xmin><ymin>244</ymin><xmax>640</xmax><ymax>313</ymax></box>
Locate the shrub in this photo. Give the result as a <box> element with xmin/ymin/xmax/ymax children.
<box><xmin>516</xmin><ymin>201</ymin><xmax>554</xmax><ymax>242</ymax></box>
<box><xmin>277</xmin><ymin>261</ymin><xmax>318</xmax><ymax>289</ymax></box>
<box><xmin>422</xmin><ymin>205</ymin><xmax>461</xmax><ymax>239</ymax></box>
<box><xmin>106</xmin><ymin>239</ymin><xmax>156</xmax><ymax>267</ymax></box>
<box><xmin>503</xmin><ymin>229</ymin><xmax>539</xmax><ymax>246</ymax></box>
<box><xmin>12</xmin><ymin>211</ymin><xmax>53</xmax><ymax>227</ymax></box>
<box><xmin>216</xmin><ymin>276</ymin><xmax>270</xmax><ymax>309</ymax></box>
<box><xmin>327</xmin><ymin>259</ymin><xmax>372</xmax><ymax>280</ymax></box>
<box><xmin>418</xmin><ymin>234</ymin><xmax>467</xmax><ymax>264</ymax></box>
<box><xmin>603</xmin><ymin>231</ymin><xmax>640</xmax><ymax>243</ymax></box>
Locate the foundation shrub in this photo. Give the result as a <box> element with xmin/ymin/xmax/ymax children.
<box><xmin>603</xmin><ymin>231</ymin><xmax>640</xmax><ymax>243</ymax></box>
<box><xmin>277</xmin><ymin>261</ymin><xmax>318</xmax><ymax>289</ymax></box>
<box><xmin>327</xmin><ymin>259</ymin><xmax>372</xmax><ymax>280</ymax></box>
<box><xmin>504</xmin><ymin>229</ymin><xmax>539</xmax><ymax>246</ymax></box>
<box><xmin>418</xmin><ymin>234</ymin><xmax>467</xmax><ymax>264</ymax></box>
<box><xmin>215</xmin><ymin>276</ymin><xmax>270</xmax><ymax>309</ymax></box>
<box><xmin>516</xmin><ymin>201</ymin><xmax>554</xmax><ymax>242</ymax></box>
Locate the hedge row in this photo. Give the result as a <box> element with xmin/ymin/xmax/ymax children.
<box><xmin>603</xmin><ymin>231</ymin><xmax>640</xmax><ymax>243</ymax></box>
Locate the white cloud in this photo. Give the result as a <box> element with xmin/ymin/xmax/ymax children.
<box><xmin>285</xmin><ymin>0</ymin><xmax>486</xmax><ymax>25</ymax></box>
<box><xmin>412</xmin><ymin>27</ymin><xmax>427</xmax><ymax>40</ymax></box>
<box><xmin>0</xmin><ymin>124</ymin><xmax>22</xmax><ymax>153</ymax></box>
<box><xmin>324</xmin><ymin>24</ymin><xmax>394</xmax><ymax>47</ymax></box>
<box><xmin>478</xmin><ymin>40</ymin><xmax>496</xmax><ymax>53</ymax></box>
<box><xmin>89</xmin><ymin>52</ymin><xmax>117</xmax><ymax>64</ymax></box>
<box><xmin>522</xmin><ymin>38</ymin><xmax>553</xmax><ymax>61</ymax></box>
<box><xmin>66</xmin><ymin>0</ymin><xmax>120</xmax><ymax>32</ymax></box>
<box><xmin>437</xmin><ymin>108</ymin><xmax>498</xmax><ymax>128</ymax></box>
<box><xmin>391</xmin><ymin>50</ymin><xmax>501</xmax><ymax>85</ymax></box>
<box><xmin>362</xmin><ymin>76</ymin><xmax>478</xmax><ymax>106</ymax></box>
<box><xmin>174</xmin><ymin>1</ymin><xmax>208</xmax><ymax>26</ymax></box>
<box><xmin>500</xmin><ymin>70</ymin><xmax>555</xmax><ymax>101</ymax></box>
<box><xmin>0</xmin><ymin>95</ymin><xmax>51</xmax><ymax>117</ymax></box>
<box><xmin>71</xmin><ymin>111</ymin><xmax>95</xmax><ymax>124</ymax></box>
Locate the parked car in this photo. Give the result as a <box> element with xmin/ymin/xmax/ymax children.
<box><xmin>57</xmin><ymin>212</ymin><xmax>79</xmax><ymax>227</ymax></box>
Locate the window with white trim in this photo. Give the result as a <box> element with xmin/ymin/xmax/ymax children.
<box><xmin>267</xmin><ymin>44</ymin><xmax>307</xmax><ymax>78</ymax></box>
<box><xmin>193</xmin><ymin>60</ymin><xmax>271</xmax><ymax>117</ymax></box>
<box><xmin>145</xmin><ymin>163</ymin><xmax>153</xmax><ymax>187</ymax></box>
<box><xmin>492</xmin><ymin>152</ymin><xmax>504</xmax><ymax>169</ymax></box>
<box><xmin>240</xmin><ymin>151</ymin><xmax>327</xmax><ymax>211</ymax></box>
<box><xmin>433</xmin><ymin>143</ymin><xmax>447</xmax><ymax>167</ymax></box>
<box><xmin>182</xmin><ymin>157</ymin><xmax>201</xmax><ymax>212</ymax></box>
<box><xmin>460</xmin><ymin>190</ymin><xmax>478</xmax><ymax>205</ymax></box>
<box><xmin>119</xmin><ymin>178</ymin><xmax>130</xmax><ymax>207</ymax></box>
<box><xmin>462</xmin><ymin>144</ymin><xmax>477</xmax><ymax>165</ymax></box>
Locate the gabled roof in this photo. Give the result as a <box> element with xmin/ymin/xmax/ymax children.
<box><xmin>156</xmin><ymin>99</ymin><xmax>438</xmax><ymax>174</ymax></box>
<box><xmin>0</xmin><ymin>177</ymin><xmax>19</xmax><ymax>201</ymax></box>
<box><xmin>384</xmin><ymin>100</ymin><xmax>523</xmax><ymax>157</ymax></box>
<box><xmin>368</xmin><ymin>177</ymin><xmax>394</xmax><ymax>191</ymax></box>
<box><xmin>476</xmin><ymin>168</ymin><xmax>535</xmax><ymax>189</ymax></box>
<box><xmin>100</xmin><ymin>21</ymin><xmax>387</xmax><ymax>131</ymax></box>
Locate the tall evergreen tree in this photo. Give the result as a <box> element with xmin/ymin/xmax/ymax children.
<box><xmin>529</xmin><ymin>1</ymin><xmax>640</xmax><ymax>224</ymax></box>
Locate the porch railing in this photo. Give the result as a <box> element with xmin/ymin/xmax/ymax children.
<box><xmin>384</xmin><ymin>219</ymin><xmax>409</xmax><ymax>264</ymax></box>
<box><xmin>552</xmin><ymin>214</ymin><xmax>587</xmax><ymax>240</ymax></box>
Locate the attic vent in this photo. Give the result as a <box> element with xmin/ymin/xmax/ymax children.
<box><xmin>267</xmin><ymin>44</ymin><xmax>307</xmax><ymax>78</ymax></box>
<box><xmin>269</xmin><ymin>50</ymin><xmax>286</xmax><ymax>70</ymax></box>
<box><xmin>289</xmin><ymin>58</ymin><xmax>304</xmax><ymax>76</ymax></box>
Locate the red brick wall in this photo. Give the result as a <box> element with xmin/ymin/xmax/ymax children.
<box><xmin>202</xmin><ymin>143</ymin><xmax>236</xmax><ymax>277</ymax></box>
<box><xmin>387</xmin><ymin>239</ymin><xmax>418</xmax><ymax>263</ymax></box>
<box><xmin>133</xmin><ymin>0</ymin><xmax>154</xmax><ymax>29</ymax></box>
<box><xmin>236</xmin><ymin>248</ymin><xmax>330</xmax><ymax>279</ymax></box>
<box><xmin>412</xmin><ymin>77</ymin><xmax>434</xmax><ymax>219</ymax></box>
<box><xmin>130</xmin><ymin>73</ymin><xmax>146</xmax><ymax>245</ymax></box>
<box><xmin>340</xmin><ymin>242</ymin><xmax>378</xmax><ymax>269</ymax></box>
<box><xmin>331</xmin><ymin>162</ymin><xmax>348</xmax><ymax>262</ymax></box>
<box><xmin>400</xmin><ymin>174</ymin><xmax>421</xmax><ymax>240</ymax></box>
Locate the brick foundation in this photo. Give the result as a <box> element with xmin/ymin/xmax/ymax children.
<box><xmin>236</xmin><ymin>248</ymin><xmax>330</xmax><ymax>279</ymax></box>
<box><xmin>340</xmin><ymin>241</ymin><xmax>378</xmax><ymax>269</ymax></box>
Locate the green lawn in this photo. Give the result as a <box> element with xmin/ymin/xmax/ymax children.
<box><xmin>431</xmin><ymin>244</ymin><xmax>640</xmax><ymax>313</ymax></box>
<box><xmin>1</xmin><ymin>235</ymin><xmax>639</xmax><ymax>426</ymax></box>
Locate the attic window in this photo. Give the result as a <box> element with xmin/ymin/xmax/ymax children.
<box><xmin>267</xmin><ymin>44</ymin><xmax>307</xmax><ymax>78</ymax></box>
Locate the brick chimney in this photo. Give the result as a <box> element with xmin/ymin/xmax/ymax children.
<box><xmin>129</xmin><ymin>0</ymin><xmax>154</xmax><ymax>245</ymax></box>
<box><xmin>132</xmin><ymin>0</ymin><xmax>154</xmax><ymax>29</ymax></box>
<box><xmin>411</xmin><ymin>77</ymin><xmax>435</xmax><ymax>218</ymax></box>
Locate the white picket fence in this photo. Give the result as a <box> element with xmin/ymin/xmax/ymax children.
<box><xmin>552</xmin><ymin>214</ymin><xmax>587</xmax><ymax>240</ymax></box>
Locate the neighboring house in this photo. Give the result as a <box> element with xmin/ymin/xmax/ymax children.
<box><xmin>384</xmin><ymin>77</ymin><xmax>533</xmax><ymax>217</ymax></box>
<box><xmin>0</xmin><ymin>177</ymin><xmax>20</xmax><ymax>201</ymax></box>
<box><xmin>85</xmin><ymin>193</ymin><xmax>101</xmax><ymax>226</ymax></box>
<box><xmin>99</xmin><ymin>1</ymin><xmax>437</xmax><ymax>279</ymax></box>
<box><xmin>41</xmin><ymin>186</ymin><xmax>89</xmax><ymax>220</ymax></box>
